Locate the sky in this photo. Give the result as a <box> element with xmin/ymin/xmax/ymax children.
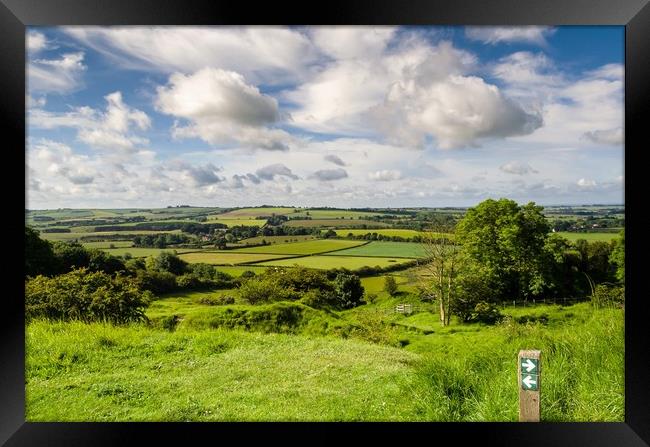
<box><xmin>25</xmin><ymin>26</ymin><xmax>624</xmax><ymax>209</ymax></box>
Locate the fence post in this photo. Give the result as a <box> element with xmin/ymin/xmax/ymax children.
<box><xmin>519</xmin><ymin>350</ymin><xmax>541</xmax><ymax>422</ymax></box>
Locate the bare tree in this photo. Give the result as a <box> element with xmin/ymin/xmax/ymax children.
<box><xmin>416</xmin><ymin>225</ymin><xmax>461</xmax><ymax>327</ymax></box>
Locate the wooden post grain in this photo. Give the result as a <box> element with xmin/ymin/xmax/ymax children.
<box><xmin>518</xmin><ymin>349</ymin><xmax>541</xmax><ymax>422</ymax></box>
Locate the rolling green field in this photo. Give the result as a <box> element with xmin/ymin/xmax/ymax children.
<box><xmin>327</xmin><ymin>241</ymin><xmax>427</xmax><ymax>258</ymax></box>
<box><xmin>214</xmin><ymin>207</ymin><xmax>297</xmax><ymax>218</ymax></box>
<box><xmin>290</xmin><ymin>210</ymin><xmax>385</xmax><ymax>219</ymax></box>
<box><xmin>40</xmin><ymin>230</ymin><xmax>182</xmax><ymax>241</ymax></box>
<box><xmin>284</xmin><ymin>219</ymin><xmax>390</xmax><ymax>228</ymax></box>
<box><xmin>82</xmin><ymin>241</ymin><xmax>134</xmax><ymax>249</ymax></box>
<box><xmin>211</xmin><ymin>265</ymin><xmax>269</xmax><ymax>277</ymax></box>
<box><xmin>257</xmin><ymin>255</ymin><xmax>416</xmax><ymax>270</ymax></box>
<box><xmin>555</xmin><ymin>232</ymin><xmax>619</xmax><ymax>242</ymax></box>
<box><xmin>232</xmin><ymin>239</ymin><xmax>366</xmax><ymax>255</ymax></box>
<box><xmin>102</xmin><ymin>248</ymin><xmax>198</xmax><ymax>258</ymax></box>
<box><xmin>335</xmin><ymin>228</ymin><xmax>423</xmax><ymax>238</ymax></box>
<box><xmin>178</xmin><ymin>252</ymin><xmax>295</xmax><ymax>265</ymax></box>
<box><xmin>25</xmin><ymin>302</ymin><xmax>623</xmax><ymax>421</ymax></box>
<box><xmin>208</xmin><ymin>218</ymin><xmax>267</xmax><ymax>227</ymax></box>
<box><xmin>238</xmin><ymin>235</ymin><xmax>318</xmax><ymax>245</ymax></box>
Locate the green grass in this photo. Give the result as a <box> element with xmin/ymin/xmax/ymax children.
<box><xmin>26</xmin><ymin>320</ymin><xmax>420</xmax><ymax>421</ymax></box>
<box><xmin>555</xmin><ymin>232</ymin><xmax>620</xmax><ymax>242</ymax></box>
<box><xmin>290</xmin><ymin>210</ymin><xmax>385</xmax><ymax>219</ymax></box>
<box><xmin>284</xmin><ymin>219</ymin><xmax>390</xmax><ymax>228</ymax></box>
<box><xmin>232</xmin><ymin>239</ymin><xmax>366</xmax><ymax>255</ymax></box>
<box><xmin>327</xmin><ymin>241</ymin><xmax>427</xmax><ymax>258</ymax></box>
<box><xmin>238</xmin><ymin>235</ymin><xmax>318</xmax><ymax>245</ymax></box>
<box><xmin>256</xmin><ymin>255</ymin><xmax>415</xmax><ymax>270</ymax></box>
<box><xmin>214</xmin><ymin>207</ymin><xmax>297</xmax><ymax>218</ymax></box>
<box><xmin>208</xmin><ymin>218</ymin><xmax>267</xmax><ymax>227</ymax></box>
<box><xmin>178</xmin><ymin>252</ymin><xmax>295</xmax><ymax>265</ymax></box>
<box><xmin>25</xmin><ymin>302</ymin><xmax>623</xmax><ymax>421</ymax></box>
<box><xmin>335</xmin><ymin>228</ymin><xmax>423</xmax><ymax>238</ymax></box>
<box><xmin>101</xmin><ymin>248</ymin><xmax>197</xmax><ymax>258</ymax></box>
<box><xmin>40</xmin><ymin>230</ymin><xmax>182</xmax><ymax>241</ymax></box>
<box><xmin>212</xmin><ymin>266</ymin><xmax>270</xmax><ymax>277</ymax></box>
<box><xmin>81</xmin><ymin>241</ymin><xmax>134</xmax><ymax>249</ymax></box>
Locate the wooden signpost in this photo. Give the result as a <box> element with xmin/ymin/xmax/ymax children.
<box><xmin>518</xmin><ymin>349</ymin><xmax>541</xmax><ymax>422</ymax></box>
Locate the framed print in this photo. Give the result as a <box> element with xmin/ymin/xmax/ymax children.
<box><xmin>3</xmin><ymin>0</ymin><xmax>650</xmax><ymax>445</ymax></box>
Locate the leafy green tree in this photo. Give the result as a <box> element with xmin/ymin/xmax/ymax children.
<box><xmin>333</xmin><ymin>273</ymin><xmax>365</xmax><ymax>309</ymax></box>
<box><xmin>384</xmin><ymin>276</ymin><xmax>398</xmax><ymax>296</ymax></box>
<box><xmin>26</xmin><ymin>268</ymin><xmax>152</xmax><ymax>323</ymax></box>
<box><xmin>145</xmin><ymin>251</ymin><xmax>188</xmax><ymax>275</ymax></box>
<box><xmin>87</xmin><ymin>249</ymin><xmax>125</xmax><ymax>275</ymax></box>
<box><xmin>51</xmin><ymin>241</ymin><xmax>90</xmax><ymax>273</ymax></box>
<box><xmin>609</xmin><ymin>229</ymin><xmax>625</xmax><ymax>283</ymax></box>
<box><xmin>455</xmin><ymin>199</ymin><xmax>550</xmax><ymax>301</ymax></box>
<box><xmin>418</xmin><ymin>227</ymin><xmax>461</xmax><ymax>326</ymax></box>
<box><xmin>25</xmin><ymin>226</ymin><xmax>57</xmax><ymax>277</ymax></box>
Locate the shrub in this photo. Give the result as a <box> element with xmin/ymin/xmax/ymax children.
<box><xmin>384</xmin><ymin>276</ymin><xmax>398</xmax><ymax>296</ymax></box>
<box><xmin>25</xmin><ymin>268</ymin><xmax>152</xmax><ymax>324</ymax></box>
<box><xmin>161</xmin><ymin>314</ymin><xmax>181</xmax><ymax>331</ymax></box>
<box><xmin>472</xmin><ymin>301</ymin><xmax>503</xmax><ymax>324</ymax></box>
<box><xmin>333</xmin><ymin>273</ymin><xmax>365</xmax><ymax>309</ymax></box>
<box><xmin>591</xmin><ymin>284</ymin><xmax>624</xmax><ymax>309</ymax></box>
<box><xmin>240</xmin><ymin>270</ymin><xmax>256</xmax><ymax>278</ymax></box>
<box><xmin>145</xmin><ymin>251</ymin><xmax>188</xmax><ymax>275</ymax></box>
<box><xmin>198</xmin><ymin>295</ymin><xmax>235</xmax><ymax>305</ymax></box>
<box><xmin>299</xmin><ymin>289</ymin><xmax>338</xmax><ymax>309</ymax></box>
<box><xmin>25</xmin><ymin>226</ymin><xmax>58</xmax><ymax>277</ymax></box>
<box><xmin>238</xmin><ymin>277</ymin><xmax>299</xmax><ymax>304</ymax></box>
<box><xmin>134</xmin><ymin>270</ymin><xmax>177</xmax><ymax>294</ymax></box>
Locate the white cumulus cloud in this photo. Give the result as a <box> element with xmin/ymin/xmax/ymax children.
<box><xmin>156</xmin><ymin>68</ymin><xmax>293</xmax><ymax>150</ymax></box>
<box><xmin>29</xmin><ymin>91</ymin><xmax>151</xmax><ymax>151</ymax></box>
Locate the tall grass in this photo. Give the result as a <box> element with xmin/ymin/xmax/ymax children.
<box><xmin>25</xmin><ymin>303</ymin><xmax>623</xmax><ymax>422</ymax></box>
<box><xmin>409</xmin><ymin>305</ymin><xmax>623</xmax><ymax>421</ymax></box>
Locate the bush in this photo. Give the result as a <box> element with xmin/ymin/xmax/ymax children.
<box><xmin>472</xmin><ymin>301</ymin><xmax>503</xmax><ymax>324</ymax></box>
<box><xmin>238</xmin><ymin>277</ymin><xmax>300</xmax><ymax>304</ymax></box>
<box><xmin>333</xmin><ymin>273</ymin><xmax>365</xmax><ymax>309</ymax></box>
<box><xmin>240</xmin><ymin>270</ymin><xmax>256</xmax><ymax>278</ymax></box>
<box><xmin>384</xmin><ymin>276</ymin><xmax>398</xmax><ymax>296</ymax></box>
<box><xmin>197</xmin><ymin>295</ymin><xmax>235</xmax><ymax>305</ymax></box>
<box><xmin>591</xmin><ymin>284</ymin><xmax>624</xmax><ymax>309</ymax></box>
<box><xmin>25</xmin><ymin>268</ymin><xmax>152</xmax><ymax>324</ymax></box>
<box><xmin>145</xmin><ymin>252</ymin><xmax>188</xmax><ymax>275</ymax></box>
<box><xmin>160</xmin><ymin>314</ymin><xmax>181</xmax><ymax>331</ymax></box>
<box><xmin>134</xmin><ymin>270</ymin><xmax>177</xmax><ymax>294</ymax></box>
<box><xmin>299</xmin><ymin>289</ymin><xmax>338</xmax><ymax>309</ymax></box>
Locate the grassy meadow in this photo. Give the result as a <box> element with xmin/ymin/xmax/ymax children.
<box><xmin>257</xmin><ymin>255</ymin><xmax>417</xmax><ymax>270</ymax></box>
<box><xmin>26</xmin><ymin>302</ymin><xmax>623</xmax><ymax>421</ymax></box>
<box><xmin>25</xmin><ymin>204</ymin><xmax>625</xmax><ymax>422</ymax></box>
<box><xmin>232</xmin><ymin>239</ymin><xmax>366</xmax><ymax>255</ymax></box>
<box><xmin>178</xmin><ymin>252</ymin><xmax>295</xmax><ymax>265</ymax></box>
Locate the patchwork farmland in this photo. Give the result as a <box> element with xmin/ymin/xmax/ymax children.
<box><xmin>25</xmin><ymin>203</ymin><xmax>625</xmax><ymax>422</ymax></box>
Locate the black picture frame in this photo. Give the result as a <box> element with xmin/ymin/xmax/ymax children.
<box><xmin>3</xmin><ymin>0</ymin><xmax>649</xmax><ymax>445</ymax></box>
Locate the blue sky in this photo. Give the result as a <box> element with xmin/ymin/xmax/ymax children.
<box><xmin>26</xmin><ymin>26</ymin><xmax>624</xmax><ymax>209</ymax></box>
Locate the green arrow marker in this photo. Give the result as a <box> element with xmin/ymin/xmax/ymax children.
<box><xmin>521</xmin><ymin>358</ymin><xmax>539</xmax><ymax>374</ymax></box>
<box><xmin>521</xmin><ymin>373</ymin><xmax>539</xmax><ymax>391</ymax></box>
